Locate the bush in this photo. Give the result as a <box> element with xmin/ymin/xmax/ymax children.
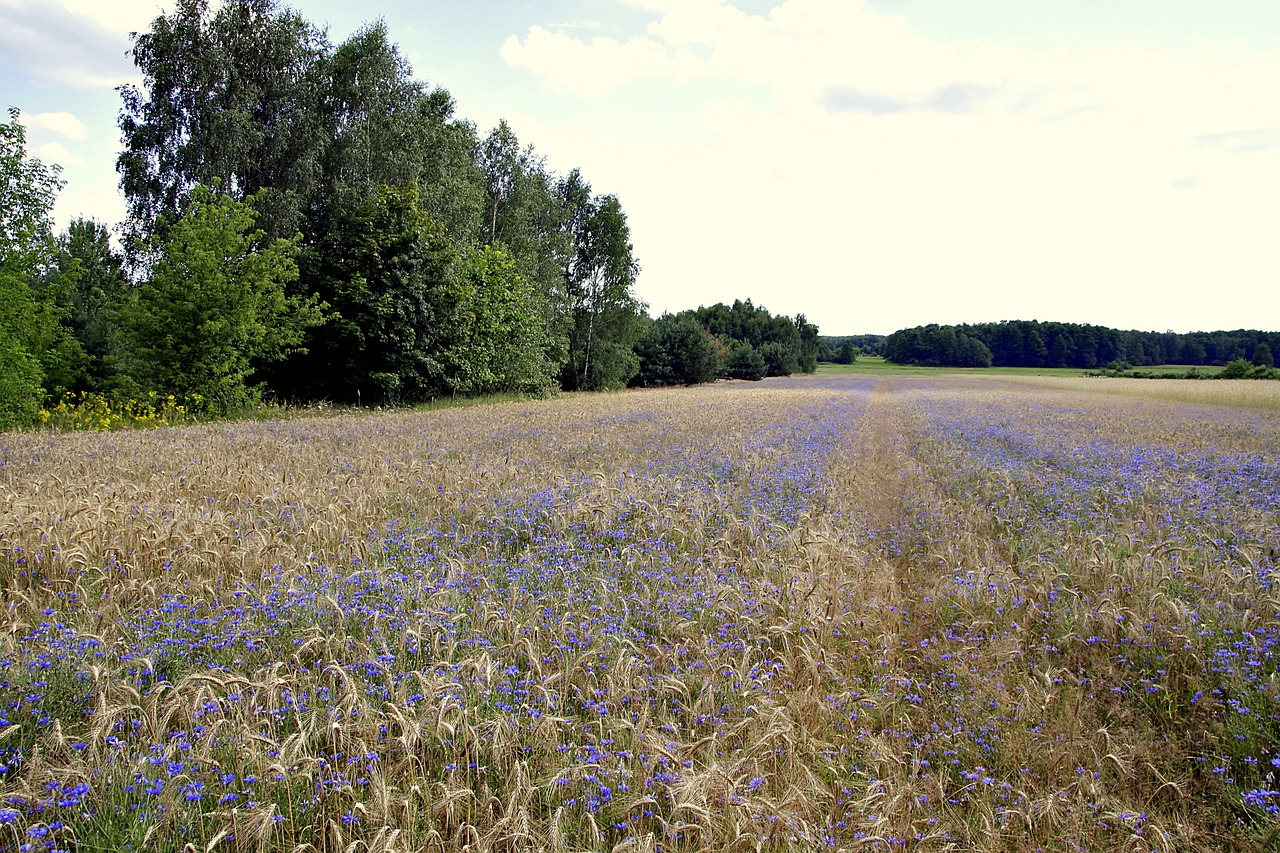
<box><xmin>1248</xmin><ymin>364</ymin><xmax>1276</xmax><ymax>380</ymax></box>
<box><xmin>37</xmin><ymin>391</ymin><xmax>199</xmax><ymax>431</ymax></box>
<box><xmin>0</xmin><ymin>329</ymin><xmax>43</xmax><ymax>429</ymax></box>
<box><xmin>633</xmin><ymin>316</ymin><xmax>718</xmax><ymax>387</ymax></box>
<box><xmin>725</xmin><ymin>343</ymin><xmax>767</xmax><ymax>381</ymax></box>
<box><xmin>1219</xmin><ymin>358</ymin><xmax>1255</xmax><ymax>379</ymax></box>
<box><xmin>758</xmin><ymin>341</ymin><xmax>800</xmax><ymax>377</ymax></box>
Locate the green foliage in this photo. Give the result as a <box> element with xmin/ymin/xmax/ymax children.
<box><xmin>22</xmin><ymin>296</ymin><xmax>88</xmax><ymax>399</ymax></box>
<box><xmin>725</xmin><ymin>342</ymin><xmax>767</xmax><ymax>380</ymax></box>
<box><xmin>316</xmin><ymin>21</ymin><xmax>483</xmax><ymax>240</ymax></box>
<box><xmin>632</xmin><ymin>315</ymin><xmax>718</xmax><ymax>387</ymax></box>
<box><xmin>884</xmin><ymin>324</ymin><xmax>992</xmax><ymax>367</ymax></box>
<box><xmin>475</xmin><ymin>121</ymin><xmax>571</xmax><ymax>370</ymax></box>
<box><xmin>794</xmin><ymin>313</ymin><xmax>820</xmax><ymax>373</ymax></box>
<box><xmin>1253</xmin><ymin>342</ymin><xmax>1273</xmax><ymax>368</ymax></box>
<box><xmin>437</xmin><ymin>245</ymin><xmax>557</xmax><ymax>395</ymax></box>
<box><xmin>686</xmin><ymin>299</ymin><xmax>818</xmax><ymax>377</ymax></box>
<box><xmin>887</xmin><ymin>319</ymin><xmax>1280</xmax><ymax>370</ymax></box>
<box><xmin>37</xmin><ymin>218</ymin><xmax>128</xmax><ymax>391</ymax></box>
<box><xmin>758</xmin><ymin>340</ymin><xmax>799</xmax><ymax>377</ymax></box>
<box><xmin>561</xmin><ymin>187</ymin><xmax>646</xmax><ymax>391</ymax></box>
<box><xmin>0</xmin><ymin>326</ymin><xmax>43</xmax><ymax>427</ymax></box>
<box><xmin>116</xmin><ymin>184</ymin><xmax>322</xmax><ymax>414</ymax></box>
<box><xmin>1218</xmin><ymin>358</ymin><xmax>1276</xmax><ymax>380</ymax></box>
<box><xmin>820</xmin><ymin>335</ymin><xmax>884</xmax><ymax>361</ymax></box>
<box><xmin>0</xmin><ymin>107</ymin><xmax>68</xmax><ymax>428</ymax></box>
<box><xmin>119</xmin><ymin>1</ymin><xmax>654</xmax><ymax>406</ymax></box>
<box><xmin>287</xmin><ymin>182</ymin><xmax>455</xmax><ymax>404</ymax></box>
<box><xmin>117</xmin><ymin>0</ymin><xmax>330</xmax><ymax>245</ymax></box>
<box><xmin>1</xmin><ymin>107</ymin><xmax>62</xmax><ymax>271</ymax></box>
<box><xmin>287</xmin><ymin>181</ymin><xmax>557</xmax><ymax>404</ymax></box>
<box><xmin>1220</xmin><ymin>359</ymin><xmax>1254</xmax><ymax>379</ymax></box>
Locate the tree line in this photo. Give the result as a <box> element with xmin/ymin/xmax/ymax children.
<box><xmin>885</xmin><ymin>320</ymin><xmax>1278</xmax><ymax>370</ymax></box>
<box><xmin>815</xmin><ymin>335</ymin><xmax>886</xmax><ymax>364</ymax></box>
<box><xmin>6</xmin><ymin>0</ymin><xmax>817</xmax><ymax>429</ymax></box>
<box><xmin>632</xmin><ymin>300</ymin><xmax>819</xmax><ymax>387</ymax></box>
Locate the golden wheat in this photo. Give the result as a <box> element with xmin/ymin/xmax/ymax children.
<box><xmin>0</xmin><ymin>376</ymin><xmax>1276</xmax><ymax>851</ymax></box>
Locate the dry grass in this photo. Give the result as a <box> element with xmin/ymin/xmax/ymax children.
<box><xmin>0</xmin><ymin>375</ymin><xmax>1277</xmax><ymax>852</ymax></box>
<box><xmin>1000</xmin><ymin>374</ymin><xmax>1280</xmax><ymax>410</ymax></box>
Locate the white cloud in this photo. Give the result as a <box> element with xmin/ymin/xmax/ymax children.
<box><xmin>501</xmin><ymin>25</ymin><xmax>705</xmax><ymax>96</ymax></box>
<box><xmin>22</xmin><ymin>110</ymin><xmax>88</xmax><ymax>140</ymax></box>
<box><xmin>32</xmin><ymin>140</ymin><xmax>84</xmax><ymax>168</ymax></box>
<box><xmin>1195</xmin><ymin>127</ymin><xmax>1280</xmax><ymax>154</ymax></box>
<box><xmin>499</xmin><ymin>0</ymin><xmax>1280</xmax><ymax>331</ymax></box>
<box><xmin>54</xmin><ymin>0</ymin><xmax>174</xmax><ymax>36</ymax></box>
<box><xmin>0</xmin><ymin>0</ymin><xmax>142</xmax><ymax>89</ymax></box>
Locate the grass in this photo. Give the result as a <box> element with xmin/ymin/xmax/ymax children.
<box><xmin>819</xmin><ymin>357</ymin><xmax>1089</xmax><ymax>378</ymax></box>
<box><xmin>1002</xmin><ymin>374</ymin><xmax>1280</xmax><ymax>410</ymax></box>
<box><xmin>1098</xmin><ymin>364</ymin><xmax>1226</xmax><ymax>377</ymax></box>
<box><xmin>1</xmin><ymin>375</ymin><xmax>1277</xmax><ymax>851</ymax></box>
<box><xmin>29</xmin><ymin>389</ymin><xmax>552</xmax><ymax>434</ymax></box>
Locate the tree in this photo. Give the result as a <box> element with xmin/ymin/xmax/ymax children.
<box><xmin>633</xmin><ymin>314</ymin><xmax>718</xmax><ymax>387</ymax></box>
<box><xmin>1253</xmin><ymin>342</ymin><xmax>1274</xmax><ymax>368</ymax></box>
<box><xmin>117</xmin><ymin>0</ymin><xmax>648</xmax><ymax>405</ymax></box>
<box><xmin>688</xmin><ymin>299</ymin><xmax>815</xmax><ymax>375</ymax></box>
<box><xmin>560</xmin><ymin>188</ymin><xmax>645</xmax><ymax>391</ymax></box>
<box><xmin>956</xmin><ymin>333</ymin><xmax>994</xmax><ymax>368</ymax></box>
<box><xmin>116</xmin><ymin>184</ymin><xmax>323</xmax><ymax>413</ymax></box>
<box><xmin>117</xmin><ymin>0</ymin><xmax>330</xmax><ymax>247</ymax></box>
<box><xmin>285</xmin><ymin>182</ymin><xmax>456</xmax><ymax>404</ymax></box>
<box><xmin>1</xmin><ymin>108</ymin><xmax>61</xmax><ymax>272</ymax></box>
<box><xmin>435</xmin><ymin>245</ymin><xmax>556</xmax><ymax>395</ymax></box>
<box><xmin>479</xmin><ymin>120</ymin><xmax>522</xmax><ymax>248</ymax></box>
<box><xmin>759</xmin><ymin>341</ymin><xmax>800</xmax><ymax>377</ymax></box>
<box><xmin>38</xmin><ymin>218</ymin><xmax>129</xmax><ymax>390</ymax></box>
<box><xmin>794</xmin><ymin>313</ymin><xmax>820</xmax><ymax>373</ymax></box>
<box><xmin>0</xmin><ymin>108</ymin><xmax>66</xmax><ymax>427</ymax></box>
<box><xmin>316</xmin><ymin>21</ymin><xmax>483</xmax><ymax>241</ymax></box>
<box><xmin>1219</xmin><ymin>358</ymin><xmax>1254</xmax><ymax>379</ymax></box>
<box><xmin>725</xmin><ymin>342</ymin><xmax>767</xmax><ymax>380</ymax></box>
<box><xmin>475</xmin><ymin>122</ymin><xmax>571</xmax><ymax>369</ymax></box>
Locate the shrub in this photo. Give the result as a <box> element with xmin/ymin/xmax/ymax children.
<box><xmin>726</xmin><ymin>342</ymin><xmax>767</xmax><ymax>381</ymax></box>
<box><xmin>0</xmin><ymin>330</ymin><xmax>43</xmax><ymax>429</ymax></box>
<box><xmin>38</xmin><ymin>391</ymin><xmax>198</xmax><ymax>431</ymax></box>
<box><xmin>1220</xmin><ymin>358</ymin><xmax>1256</xmax><ymax>379</ymax></box>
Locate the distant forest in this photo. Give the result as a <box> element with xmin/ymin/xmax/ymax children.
<box><xmin>817</xmin><ymin>335</ymin><xmax>886</xmax><ymax>363</ymax></box>
<box><xmin>884</xmin><ymin>320</ymin><xmax>1279</xmax><ymax>369</ymax></box>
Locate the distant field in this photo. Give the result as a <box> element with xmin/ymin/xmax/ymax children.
<box><xmin>2</xmin><ymin>375</ymin><xmax>1277</xmax><ymax>851</ymax></box>
<box><xmin>819</xmin><ymin>356</ymin><xmax>1225</xmax><ymax>378</ymax></box>
<box><xmin>1112</xmin><ymin>363</ymin><xmax>1226</xmax><ymax>376</ymax></box>
<box><xmin>1005</xmin><ymin>373</ymin><xmax>1280</xmax><ymax>410</ymax></box>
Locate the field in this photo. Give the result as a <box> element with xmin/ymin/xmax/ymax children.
<box><xmin>818</xmin><ymin>357</ymin><xmax>1090</xmax><ymax>378</ymax></box>
<box><xmin>817</xmin><ymin>358</ymin><xmax>1226</xmax><ymax>378</ymax></box>
<box><xmin>1</xmin><ymin>375</ymin><xmax>1278</xmax><ymax>852</ymax></box>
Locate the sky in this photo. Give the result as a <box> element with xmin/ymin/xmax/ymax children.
<box><xmin>3</xmin><ymin>0</ymin><xmax>1279</xmax><ymax>335</ymax></box>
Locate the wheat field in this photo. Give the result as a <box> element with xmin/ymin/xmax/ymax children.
<box><xmin>1</xmin><ymin>375</ymin><xmax>1277</xmax><ymax>852</ymax></box>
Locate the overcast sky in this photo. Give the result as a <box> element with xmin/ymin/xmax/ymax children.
<box><xmin>4</xmin><ymin>0</ymin><xmax>1278</xmax><ymax>334</ymax></box>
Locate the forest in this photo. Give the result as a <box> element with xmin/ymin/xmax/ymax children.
<box><xmin>885</xmin><ymin>319</ymin><xmax>1279</xmax><ymax>371</ymax></box>
<box><xmin>816</xmin><ymin>334</ymin><xmax>886</xmax><ymax>364</ymax></box>
<box><xmin>0</xmin><ymin>0</ymin><xmax>817</xmax><ymax>430</ymax></box>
